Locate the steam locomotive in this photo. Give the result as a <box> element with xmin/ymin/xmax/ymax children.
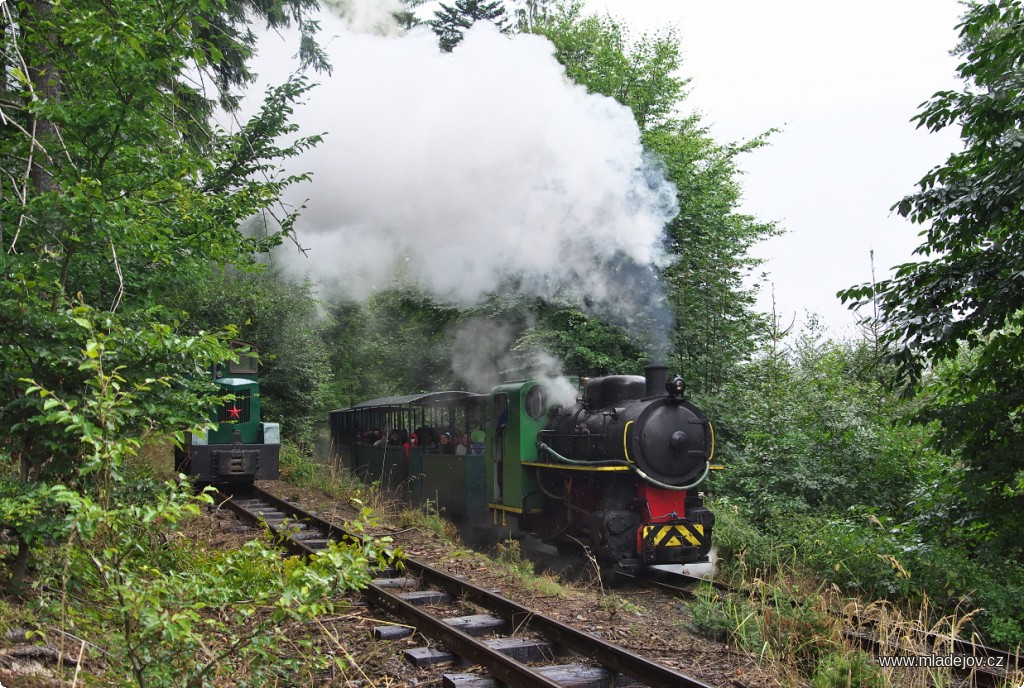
<box><xmin>330</xmin><ymin>365</ymin><xmax>714</xmax><ymax>571</ymax></box>
<box><xmin>175</xmin><ymin>344</ymin><xmax>281</xmax><ymax>484</ymax></box>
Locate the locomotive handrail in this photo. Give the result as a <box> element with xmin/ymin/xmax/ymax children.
<box><xmin>622</xmin><ymin>420</ymin><xmax>635</xmax><ymax>463</ymax></box>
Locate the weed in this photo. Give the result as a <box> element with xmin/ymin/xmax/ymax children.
<box><xmin>495</xmin><ymin>538</ymin><xmax>534</xmax><ymax>576</ymax></box>
<box><xmin>684</xmin><ymin>584</ymin><xmax>764</xmax><ymax>653</ymax></box>
<box><xmin>757</xmin><ymin>585</ymin><xmax>840</xmax><ymax>673</ymax></box>
<box><xmin>812</xmin><ymin>651</ymin><xmax>886</xmax><ymax>688</ymax></box>
<box><xmin>524</xmin><ymin>573</ymin><xmax>565</xmax><ymax>597</ymax></box>
<box><xmin>491</xmin><ymin>539</ymin><xmax>567</xmax><ymax>597</ymax></box>
<box><xmin>598</xmin><ymin>594</ymin><xmax>642</xmax><ymax>619</ymax></box>
<box><xmin>395</xmin><ymin>501</ymin><xmax>458</xmax><ymax>543</ymax></box>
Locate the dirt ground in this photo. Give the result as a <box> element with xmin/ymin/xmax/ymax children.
<box><xmin>0</xmin><ymin>477</ymin><xmax>802</xmax><ymax>687</ymax></box>
<box><xmin>250</xmin><ymin>479</ymin><xmax>801</xmax><ymax>688</ymax></box>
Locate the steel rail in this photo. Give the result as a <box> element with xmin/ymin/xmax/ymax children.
<box><xmin>213</xmin><ymin>485</ymin><xmax>719</xmax><ymax>688</ymax></box>
<box><xmin>403</xmin><ymin>558</ymin><xmax>716</xmax><ymax>688</ymax></box>
<box><xmin>365</xmin><ymin>583</ymin><xmax>566</xmax><ymax>688</ymax></box>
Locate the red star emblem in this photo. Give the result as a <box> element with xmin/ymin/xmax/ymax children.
<box><xmin>226</xmin><ymin>404</ymin><xmax>241</xmax><ymax>420</ymax></box>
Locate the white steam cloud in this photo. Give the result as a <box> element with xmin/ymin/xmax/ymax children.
<box><xmin>250</xmin><ymin>11</ymin><xmax>679</xmax><ymax>336</ymax></box>
<box><xmin>449</xmin><ymin>316</ymin><xmax>579</xmax><ymax>404</ymax></box>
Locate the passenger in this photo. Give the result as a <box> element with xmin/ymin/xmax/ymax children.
<box><xmin>470</xmin><ymin>427</ymin><xmax>485</xmax><ymax>454</ymax></box>
<box><xmin>439</xmin><ymin>432</ymin><xmax>455</xmax><ymax>455</ymax></box>
<box><xmin>387</xmin><ymin>429</ymin><xmax>401</xmax><ymax>446</ymax></box>
<box><xmin>404</xmin><ymin>432</ymin><xmax>418</xmax><ymax>460</ymax></box>
<box><xmin>455</xmin><ymin>433</ymin><xmax>470</xmax><ymax>456</ymax></box>
<box><xmin>415</xmin><ymin>426</ymin><xmax>436</xmax><ymax>450</ymax></box>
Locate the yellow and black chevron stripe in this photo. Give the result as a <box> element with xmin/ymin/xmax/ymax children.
<box><xmin>642</xmin><ymin>523</ymin><xmax>706</xmax><ymax>553</ymax></box>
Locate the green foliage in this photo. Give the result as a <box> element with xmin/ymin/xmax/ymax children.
<box><xmin>174</xmin><ymin>269</ymin><xmax>334</xmax><ymax>445</ymax></box>
<box><xmin>683</xmin><ymin>584</ymin><xmax>763</xmax><ymax>652</ymax></box>
<box><xmin>14</xmin><ymin>326</ymin><xmax>387</xmax><ymax>686</ymax></box>
<box><xmin>792</xmin><ymin>512</ymin><xmax>1024</xmax><ymax>647</ymax></box>
<box><xmin>396</xmin><ymin>501</ymin><xmax>459</xmax><ymax>543</ymax></box>
<box><xmin>812</xmin><ymin>651</ymin><xmax>885</xmax><ymax>688</ymax></box>
<box><xmin>758</xmin><ymin>587</ymin><xmax>839</xmax><ymax>673</ymax></box>
<box><xmin>325</xmin><ymin>287</ymin><xmax>464</xmax><ymax>402</ymax></box>
<box><xmin>707</xmin><ymin>496</ymin><xmax>782</xmax><ymax>580</ymax></box>
<box><xmin>704</xmin><ymin>320</ymin><xmax>1024</xmax><ymax>646</ymax></box>
<box><xmin>533</xmin><ymin>2</ymin><xmax>685</xmax><ymax>131</ymax></box>
<box><xmin>514</xmin><ymin>304</ymin><xmax>645</xmax><ymax>376</ymax></box>
<box><xmin>494</xmin><ymin>538</ymin><xmax>534</xmax><ymax>577</ymax></box>
<box><xmin>0</xmin><ymin>0</ymin><xmax>395</xmax><ymax>683</ymax></box>
<box><xmin>278</xmin><ymin>442</ymin><xmax>323</xmax><ymax>486</ymax></box>
<box><xmin>690</xmin><ymin>580</ymin><xmax>847</xmax><ymax>679</ymax></box>
<box><xmin>711</xmin><ymin>328</ymin><xmax>935</xmax><ymax>524</ymax></box>
<box><xmin>531</xmin><ymin>4</ymin><xmax>776</xmax><ymax>393</ymax></box>
<box><xmin>0</xmin><ymin>0</ymin><xmax>324</xmax><ymax>482</ymax></box>
<box><xmin>653</xmin><ymin>122</ymin><xmax>779</xmax><ymax>394</ymax></box>
<box><xmin>431</xmin><ymin>0</ymin><xmax>512</xmax><ymax>52</ymax></box>
<box><xmin>838</xmin><ymin>0</ymin><xmax>1024</xmax><ymax>557</ymax></box>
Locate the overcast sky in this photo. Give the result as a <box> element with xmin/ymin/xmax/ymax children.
<box><xmin>253</xmin><ymin>0</ymin><xmax>969</xmax><ymax>340</ymax></box>
<box><xmin>585</xmin><ymin>0</ymin><xmax>967</xmax><ymax>336</ymax></box>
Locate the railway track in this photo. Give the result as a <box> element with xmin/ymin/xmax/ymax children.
<box><xmin>214</xmin><ymin>485</ymin><xmax>1022</xmax><ymax>687</ymax></box>
<box><xmin>213</xmin><ymin>485</ymin><xmax>718</xmax><ymax>688</ymax></box>
<box><xmin>625</xmin><ymin>566</ymin><xmax>1022</xmax><ymax>688</ymax></box>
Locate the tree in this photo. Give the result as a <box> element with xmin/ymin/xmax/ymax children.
<box><xmin>508</xmin><ymin>0</ymin><xmax>555</xmax><ymax>32</ymax></box>
<box><xmin>652</xmin><ymin>121</ymin><xmax>779</xmax><ymax>395</ymax></box>
<box><xmin>172</xmin><ymin>269</ymin><xmax>334</xmax><ymax>447</ymax></box>
<box><xmin>532</xmin><ymin>2</ymin><xmax>685</xmax><ymax>132</ymax></box>
<box><xmin>0</xmin><ymin>0</ymin><xmax>322</xmax><ymax>470</ymax></box>
<box><xmin>392</xmin><ymin>0</ymin><xmax>430</xmax><ymax>30</ymax></box>
<box><xmin>531</xmin><ymin>3</ymin><xmax>776</xmax><ymax>393</ymax></box>
<box><xmin>839</xmin><ymin>0</ymin><xmax>1024</xmax><ymax>556</ymax></box>
<box><xmin>0</xmin><ymin>0</ymin><xmax>323</xmax><ymax>589</ymax></box>
<box><xmin>713</xmin><ymin>328</ymin><xmax>931</xmax><ymax>524</ymax></box>
<box><xmin>323</xmin><ymin>287</ymin><xmax>464</xmax><ymax>402</ymax></box>
<box><xmin>431</xmin><ymin>0</ymin><xmax>511</xmax><ymax>52</ymax></box>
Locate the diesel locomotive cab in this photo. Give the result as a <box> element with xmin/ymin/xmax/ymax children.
<box><xmin>536</xmin><ymin>365</ymin><xmax>714</xmax><ymax>568</ymax></box>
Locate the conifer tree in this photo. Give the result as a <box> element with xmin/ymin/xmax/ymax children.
<box><xmin>431</xmin><ymin>0</ymin><xmax>511</xmax><ymax>52</ymax></box>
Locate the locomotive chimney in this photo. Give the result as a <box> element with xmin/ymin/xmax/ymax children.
<box><xmin>644</xmin><ymin>364</ymin><xmax>669</xmax><ymax>398</ymax></box>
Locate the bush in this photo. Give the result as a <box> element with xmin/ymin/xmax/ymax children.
<box><xmin>708</xmin><ymin>496</ymin><xmax>783</xmax><ymax>580</ymax></box>
<box><xmin>279</xmin><ymin>442</ymin><xmax>322</xmax><ymax>486</ymax></box>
